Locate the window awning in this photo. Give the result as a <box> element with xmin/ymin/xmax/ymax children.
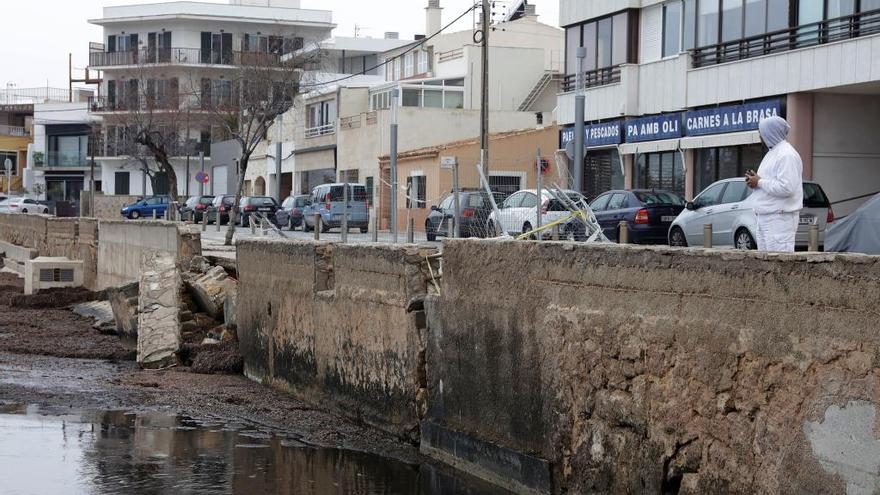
<box><xmin>679</xmin><ymin>130</ymin><xmax>761</xmax><ymax>150</ymax></box>
<box><xmin>618</xmin><ymin>138</ymin><xmax>681</xmax><ymax>155</ymax></box>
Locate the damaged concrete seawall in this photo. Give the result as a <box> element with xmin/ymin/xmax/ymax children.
<box><xmin>425</xmin><ymin>240</ymin><xmax>880</xmax><ymax>495</ymax></box>
<box><xmin>97</xmin><ymin>220</ymin><xmax>201</xmax><ymax>290</ymax></box>
<box><xmin>0</xmin><ymin>214</ymin><xmax>99</xmax><ymax>290</ymax></box>
<box><xmin>236</xmin><ymin>239</ymin><xmax>438</xmax><ymax>441</ymax></box>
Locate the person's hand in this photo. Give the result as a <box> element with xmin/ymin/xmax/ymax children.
<box><xmin>745</xmin><ymin>171</ymin><xmax>760</xmax><ymax>189</ymax></box>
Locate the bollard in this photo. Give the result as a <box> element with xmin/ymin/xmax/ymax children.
<box><xmin>202</xmin><ymin>212</ymin><xmax>208</xmax><ymax>232</ymax></box>
<box><xmin>216</xmin><ymin>211</ymin><xmax>221</xmax><ymax>232</ymax></box>
<box><xmin>809</xmin><ymin>224</ymin><xmax>820</xmax><ymax>252</ymax></box>
<box><xmin>703</xmin><ymin>224</ymin><xmax>713</xmax><ymax>249</ymax></box>
<box><xmin>552</xmin><ymin>224</ymin><xmax>560</xmax><ymax>241</ymax></box>
<box><xmin>314</xmin><ymin>214</ymin><xmax>321</xmax><ymax>241</ymax></box>
<box><xmin>370</xmin><ymin>213</ymin><xmax>378</xmax><ymax>242</ymax></box>
<box><xmin>153</xmin><ymin>209</ymin><xmax>158</xmax><ymax>220</ymax></box>
<box><xmin>249</xmin><ymin>215</ymin><xmax>256</xmax><ymax>235</ymax></box>
<box><xmin>447</xmin><ymin>218</ymin><xmax>455</xmax><ymax>239</ymax></box>
<box><xmin>618</xmin><ymin>221</ymin><xmax>629</xmax><ymax>244</ymax></box>
<box><xmin>406</xmin><ymin>218</ymin><xmax>414</xmax><ymax>243</ymax></box>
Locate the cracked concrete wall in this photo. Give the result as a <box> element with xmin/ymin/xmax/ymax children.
<box><xmin>0</xmin><ymin>213</ymin><xmax>48</xmax><ymax>252</ymax></box>
<box><xmin>96</xmin><ymin>220</ymin><xmax>201</xmax><ymax>290</ymax></box>
<box><xmin>236</xmin><ymin>239</ymin><xmax>438</xmax><ymax>442</ymax></box>
<box><xmin>425</xmin><ymin>240</ymin><xmax>880</xmax><ymax>494</ymax></box>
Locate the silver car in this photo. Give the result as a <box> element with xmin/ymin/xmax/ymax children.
<box><xmin>0</xmin><ymin>197</ymin><xmax>49</xmax><ymax>215</ymax></box>
<box><xmin>668</xmin><ymin>178</ymin><xmax>833</xmax><ymax>250</ymax></box>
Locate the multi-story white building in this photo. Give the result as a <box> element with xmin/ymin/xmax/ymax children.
<box><xmin>559</xmin><ymin>0</ymin><xmax>880</xmax><ymax>215</ymax></box>
<box><xmin>86</xmin><ymin>0</ymin><xmax>334</xmax><ymax>197</ymax></box>
<box><xmin>337</xmin><ymin>0</ymin><xmax>565</xmax><ymax>230</ymax></box>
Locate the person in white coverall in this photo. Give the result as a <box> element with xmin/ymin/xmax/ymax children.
<box><xmin>745</xmin><ymin>116</ymin><xmax>804</xmax><ymax>252</ymax></box>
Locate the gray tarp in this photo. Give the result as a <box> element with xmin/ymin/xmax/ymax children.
<box><xmin>826</xmin><ymin>193</ymin><xmax>880</xmax><ymax>255</ymax></box>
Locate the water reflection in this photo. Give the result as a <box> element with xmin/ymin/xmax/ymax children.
<box><xmin>0</xmin><ymin>405</ymin><xmax>508</xmax><ymax>495</ymax></box>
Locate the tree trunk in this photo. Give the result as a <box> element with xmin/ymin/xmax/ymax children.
<box><xmin>139</xmin><ymin>137</ymin><xmax>180</xmax><ymax>205</ymax></box>
<box><xmin>224</xmin><ymin>155</ymin><xmax>249</xmax><ymax>246</ymax></box>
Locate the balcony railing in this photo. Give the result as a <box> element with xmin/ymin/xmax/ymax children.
<box><xmin>88</xmin><ymin>95</ymin><xmax>181</xmax><ymax>113</ymax></box>
<box><xmin>89</xmin><ymin>47</ymin><xmax>283</xmax><ymax>68</ymax></box>
<box><xmin>46</xmin><ymin>151</ymin><xmax>88</xmax><ymax>167</ymax></box>
<box><xmin>562</xmin><ymin>66</ymin><xmax>622</xmax><ymax>92</ymax></box>
<box><xmin>693</xmin><ymin>8</ymin><xmax>880</xmax><ymax>68</ymax></box>
<box><xmin>0</xmin><ymin>125</ymin><xmax>29</xmax><ymax>137</ymax></box>
<box><xmin>305</xmin><ymin>123</ymin><xmax>335</xmax><ymax>138</ymax></box>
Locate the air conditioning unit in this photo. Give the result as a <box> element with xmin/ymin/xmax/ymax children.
<box><xmin>24</xmin><ymin>257</ymin><xmax>84</xmax><ymax>295</ymax></box>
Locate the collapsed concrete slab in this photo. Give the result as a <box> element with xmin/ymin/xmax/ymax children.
<box><xmin>108</xmin><ymin>282</ymin><xmax>139</xmax><ymax>345</ymax></box>
<box><xmin>185</xmin><ymin>265</ymin><xmax>237</xmax><ymax>321</ymax></box>
<box><xmin>136</xmin><ymin>251</ymin><xmax>181</xmax><ymax>369</ymax></box>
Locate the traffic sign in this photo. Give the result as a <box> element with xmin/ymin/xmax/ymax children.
<box><xmin>195</xmin><ymin>171</ymin><xmax>209</xmax><ymax>184</ymax></box>
<box><xmin>440</xmin><ymin>156</ymin><xmax>458</xmax><ymax>170</ymax></box>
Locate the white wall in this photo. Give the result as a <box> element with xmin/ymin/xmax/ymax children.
<box><xmin>813</xmin><ymin>93</ymin><xmax>880</xmax><ymax>217</ymax></box>
<box><xmin>559</xmin><ymin>0</ymin><xmax>640</xmax><ymax>26</ymax></box>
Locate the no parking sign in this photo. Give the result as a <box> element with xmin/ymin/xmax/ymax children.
<box><xmin>195</xmin><ymin>171</ymin><xmax>210</xmax><ymax>184</ymax></box>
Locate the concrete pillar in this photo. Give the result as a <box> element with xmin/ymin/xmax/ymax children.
<box><xmin>684</xmin><ymin>149</ymin><xmax>696</xmax><ymax>201</ymax></box>
<box><xmin>787</xmin><ymin>92</ymin><xmax>815</xmax><ymax>181</ymax></box>
<box><xmin>623</xmin><ymin>154</ymin><xmax>634</xmax><ymax>189</ymax></box>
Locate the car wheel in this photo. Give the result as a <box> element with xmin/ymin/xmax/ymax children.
<box><xmin>131</xmin><ymin>211</ymin><xmax>141</xmax><ymax>220</ymax></box>
<box><xmin>21</xmin><ymin>209</ymin><xmax>28</xmax><ymax>214</ymax></box>
<box><xmin>669</xmin><ymin>227</ymin><xmax>687</xmax><ymax>247</ymax></box>
<box><xmin>426</xmin><ymin>222</ymin><xmax>437</xmax><ymax>242</ymax></box>
<box><xmin>735</xmin><ymin>228</ymin><xmax>757</xmax><ymax>250</ymax></box>
<box><xmin>360</xmin><ymin>227</ymin><xmax>368</xmax><ymax>234</ymax></box>
<box><xmin>522</xmin><ymin>223</ymin><xmax>536</xmax><ymax>241</ymax></box>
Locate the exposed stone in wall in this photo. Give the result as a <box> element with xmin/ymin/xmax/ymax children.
<box><xmin>137</xmin><ymin>251</ymin><xmax>181</xmax><ymax>369</ymax></box>
<box><xmin>426</xmin><ymin>240</ymin><xmax>880</xmax><ymax>494</ymax></box>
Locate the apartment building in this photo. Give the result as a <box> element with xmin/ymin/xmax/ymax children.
<box><xmin>338</xmin><ymin>1</ymin><xmax>565</xmax><ymax>231</ymax></box>
<box><xmin>243</xmin><ymin>35</ymin><xmax>411</xmax><ymax>199</ymax></box>
<box><xmin>86</xmin><ymin>0</ymin><xmax>334</xmax><ymax>197</ymax></box>
<box><xmin>559</xmin><ymin>0</ymin><xmax>880</xmax><ymax>215</ymax></box>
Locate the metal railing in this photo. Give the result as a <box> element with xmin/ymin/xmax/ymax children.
<box><xmin>0</xmin><ymin>125</ymin><xmax>29</xmax><ymax>137</ymax></box>
<box><xmin>88</xmin><ymin>95</ymin><xmax>181</xmax><ymax>113</ymax></box>
<box><xmin>45</xmin><ymin>151</ymin><xmax>89</xmax><ymax>167</ymax></box>
<box><xmin>89</xmin><ymin>47</ymin><xmax>283</xmax><ymax>68</ymax></box>
<box><xmin>693</xmin><ymin>8</ymin><xmax>880</xmax><ymax>68</ymax></box>
<box><xmin>562</xmin><ymin>66</ymin><xmax>622</xmax><ymax>92</ymax></box>
<box><xmin>305</xmin><ymin>123</ymin><xmax>335</xmax><ymax>138</ymax></box>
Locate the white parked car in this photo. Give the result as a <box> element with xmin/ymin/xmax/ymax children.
<box><xmin>0</xmin><ymin>197</ymin><xmax>50</xmax><ymax>215</ymax></box>
<box><xmin>487</xmin><ymin>189</ymin><xmax>588</xmax><ymax>238</ymax></box>
<box><xmin>668</xmin><ymin>178</ymin><xmax>833</xmax><ymax>250</ymax></box>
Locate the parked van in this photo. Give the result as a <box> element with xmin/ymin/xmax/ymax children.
<box><xmin>303</xmin><ymin>183</ymin><xmax>369</xmax><ymax>233</ymax></box>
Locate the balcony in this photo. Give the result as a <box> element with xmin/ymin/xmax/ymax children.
<box><xmin>88</xmin><ymin>95</ymin><xmax>181</xmax><ymax>113</ymax></box>
<box><xmin>0</xmin><ymin>125</ymin><xmax>29</xmax><ymax>137</ymax></box>
<box><xmin>89</xmin><ymin>47</ymin><xmax>283</xmax><ymax>69</ymax></box>
<box><xmin>305</xmin><ymin>123</ymin><xmax>335</xmax><ymax>138</ymax></box>
<box><xmin>561</xmin><ymin>66</ymin><xmax>622</xmax><ymax>92</ymax></box>
<box><xmin>46</xmin><ymin>151</ymin><xmax>88</xmax><ymax>168</ymax></box>
<box><xmin>693</xmin><ymin>8</ymin><xmax>880</xmax><ymax>68</ymax></box>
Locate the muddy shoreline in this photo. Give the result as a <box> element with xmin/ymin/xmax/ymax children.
<box><xmin>0</xmin><ymin>272</ymin><xmax>422</xmax><ymax>465</ymax></box>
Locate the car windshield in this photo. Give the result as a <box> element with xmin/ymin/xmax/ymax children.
<box><xmin>199</xmin><ymin>197</ymin><xmax>214</xmax><ymax>205</ymax></box>
<box><xmin>250</xmin><ymin>197</ymin><xmax>277</xmax><ymax>206</ymax></box>
<box><xmin>635</xmin><ymin>191</ymin><xmax>685</xmax><ymax>206</ymax></box>
<box><xmin>328</xmin><ymin>185</ymin><xmax>367</xmax><ymax>202</ymax></box>
<box><xmin>803</xmin><ymin>183</ymin><xmax>830</xmax><ymax>208</ymax></box>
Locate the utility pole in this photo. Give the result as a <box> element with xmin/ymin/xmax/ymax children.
<box><xmin>89</xmin><ymin>127</ymin><xmax>97</xmax><ymax>217</ymax></box>
<box><xmin>390</xmin><ymin>88</ymin><xmax>400</xmax><ymax>243</ymax></box>
<box><xmin>275</xmin><ymin>114</ymin><xmax>283</xmax><ymax>204</ymax></box>
<box><xmin>573</xmin><ymin>47</ymin><xmax>586</xmax><ymax>193</ymax></box>
<box><xmin>480</xmin><ymin>0</ymin><xmax>490</xmax><ymax>178</ymax></box>
<box><xmin>198</xmin><ymin>151</ymin><xmax>205</xmax><ymax>196</ymax></box>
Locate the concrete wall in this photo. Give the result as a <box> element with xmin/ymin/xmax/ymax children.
<box><xmin>81</xmin><ymin>193</ymin><xmax>142</xmax><ymax>220</ymax></box>
<box><xmin>425</xmin><ymin>240</ymin><xmax>880</xmax><ymax>495</ymax></box>
<box><xmin>236</xmin><ymin>239</ymin><xmax>439</xmax><ymax>441</ymax></box>
<box><xmin>0</xmin><ymin>213</ymin><xmax>48</xmax><ymax>252</ymax></box>
<box><xmin>96</xmin><ymin>220</ymin><xmax>201</xmax><ymax>290</ymax></box>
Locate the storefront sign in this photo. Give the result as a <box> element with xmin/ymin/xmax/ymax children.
<box><xmin>559</xmin><ymin>120</ymin><xmax>623</xmax><ymax>149</ymax></box>
<box><xmin>625</xmin><ymin>114</ymin><xmax>683</xmax><ymax>143</ymax></box>
<box><xmin>684</xmin><ymin>99</ymin><xmax>783</xmax><ymax>137</ymax></box>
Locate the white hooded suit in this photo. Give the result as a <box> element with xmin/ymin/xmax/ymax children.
<box><xmin>751</xmin><ymin>116</ymin><xmax>804</xmax><ymax>252</ymax></box>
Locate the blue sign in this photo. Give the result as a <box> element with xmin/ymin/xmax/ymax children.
<box><xmin>625</xmin><ymin>114</ymin><xmax>683</xmax><ymax>143</ymax></box>
<box><xmin>684</xmin><ymin>99</ymin><xmax>783</xmax><ymax>137</ymax></box>
<box><xmin>560</xmin><ymin>120</ymin><xmax>623</xmax><ymax>149</ymax></box>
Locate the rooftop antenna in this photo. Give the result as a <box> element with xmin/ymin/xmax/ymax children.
<box><xmin>354</xmin><ymin>24</ymin><xmax>370</xmax><ymax>38</ymax></box>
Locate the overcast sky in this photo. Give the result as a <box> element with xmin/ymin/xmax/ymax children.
<box><xmin>0</xmin><ymin>0</ymin><xmax>560</xmax><ymax>89</ymax></box>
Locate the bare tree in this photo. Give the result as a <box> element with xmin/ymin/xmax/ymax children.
<box><xmin>193</xmin><ymin>40</ymin><xmax>323</xmax><ymax>244</ymax></box>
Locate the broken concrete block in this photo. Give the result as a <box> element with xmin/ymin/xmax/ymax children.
<box><xmin>224</xmin><ymin>286</ymin><xmax>238</xmax><ymax>330</ymax></box>
<box><xmin>108</xmin><ymin>282</ymin><xmax>139</xmax><ymax>344</ymax></box>
<box><xmin>137</xmin><ymin>251</ymin><xmax>182</xmax><ymax>369</ymax></box>
<box><xmin>186</xmin><ymin>265</ymin><xmax>237</xmax><ymax>321</ymax></box>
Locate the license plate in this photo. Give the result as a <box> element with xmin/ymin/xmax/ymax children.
<box><xmin>258</xmin><ymin>207</ymin><xmax>272</xmax><ymax>212</ymax></box>
<box><xmin>661</xmin><ymin>216</ymin><xmax>676</xmax><ymax>222</ymax></box>
<box><xmin>799</xmin><ymin>216</ymin><xmax>817</xmax><ymax>225</ymax></box>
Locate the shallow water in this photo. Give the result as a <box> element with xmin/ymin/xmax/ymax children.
<box><xmin>0</xmin><ymin>405</ymin><xmax>509</xmax><ymax>494</ymax></box>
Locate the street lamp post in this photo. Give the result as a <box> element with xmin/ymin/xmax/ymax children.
<box><xmin>4</xmin><ymin>158</ymin><xmax>11</xmax><ymax>196</ymax></box>
<box><xmin>573</xmin><ymin>47</ymin><xmax>586</xmax><ymax>194</ymax></box>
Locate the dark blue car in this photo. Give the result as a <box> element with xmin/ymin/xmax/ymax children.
<box><xmin>590</xmin><ymin>190</ymin><xmax>685</xmax><ymax>244</ymax></box>
<box><xmin>121</xmin><ymin>195</ymin><xmax>171</xmax><ymax>219</ymax></box>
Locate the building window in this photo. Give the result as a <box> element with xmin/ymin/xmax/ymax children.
<box><xmin>306</xmin><ymin>100</ymin><xmax>336</xmax><ymax>137</ymax></box>
<box><xmin>698</xmin><ymin>0</ymin><xmax>721</xmax><ymax>46</ymax></box>
<box><xmin>564</xmin><ymin>10</ymin><xmax>635</xmax><ymax>76</ymax></box>
<box><xmin>488</xmin><ymin>175</ymin><xmax>523</xmax><ymax>196</ymax></box>
<box><xmin>418</xmin><ymin>48</ymin><xmax>429</xmax><ymax>73</ymax></box>
<box><xmin>581</xmin><ymin>150</ymin><xmax>624</xmax><ymax>199</ymax></box>
<box><xmin>406</xmin><ymin>175</ymin><xmax>426</xmax><ymax>208</ymax></box>
<box><xmin>635</xmin><ymin>152</ymin><xmax>685</xmax><ymax>195</ymax></box>
<box><xmin>0</xmin><ymin>151</ymin><xmax>17</xmax><ymax>175</ymax></box>
<box><xmin>404</xmin><ymin>52</ymin><xmax>414</xmax><ymax>78</ymax></box>
<box><xmin>663</xmin><ymin>2</ymin><xmax>683</xmax><ymax>56</ymax></box>
<box><xmin>48</xmin><ymin>135</ymin><xmax>89</xmax><ymax>167</ymax></box>
<box><xmin>721</xmin><ymin>0</ymin><xmax>744</xmax><ymax>41</ymax></box>
<box><xmin>696</xmin><ymin>144</ymin><xmax>763</xmax><ymax>192</ymax></box>
<box><xmin>683</xmin><ymin>0</ymin><xmax>697</xmax><ymax>49</ymax></box>
<box><xmin>402</xmin><ymin>89</ymin><xmax>421</xmax><ymax>107</ymax></box>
